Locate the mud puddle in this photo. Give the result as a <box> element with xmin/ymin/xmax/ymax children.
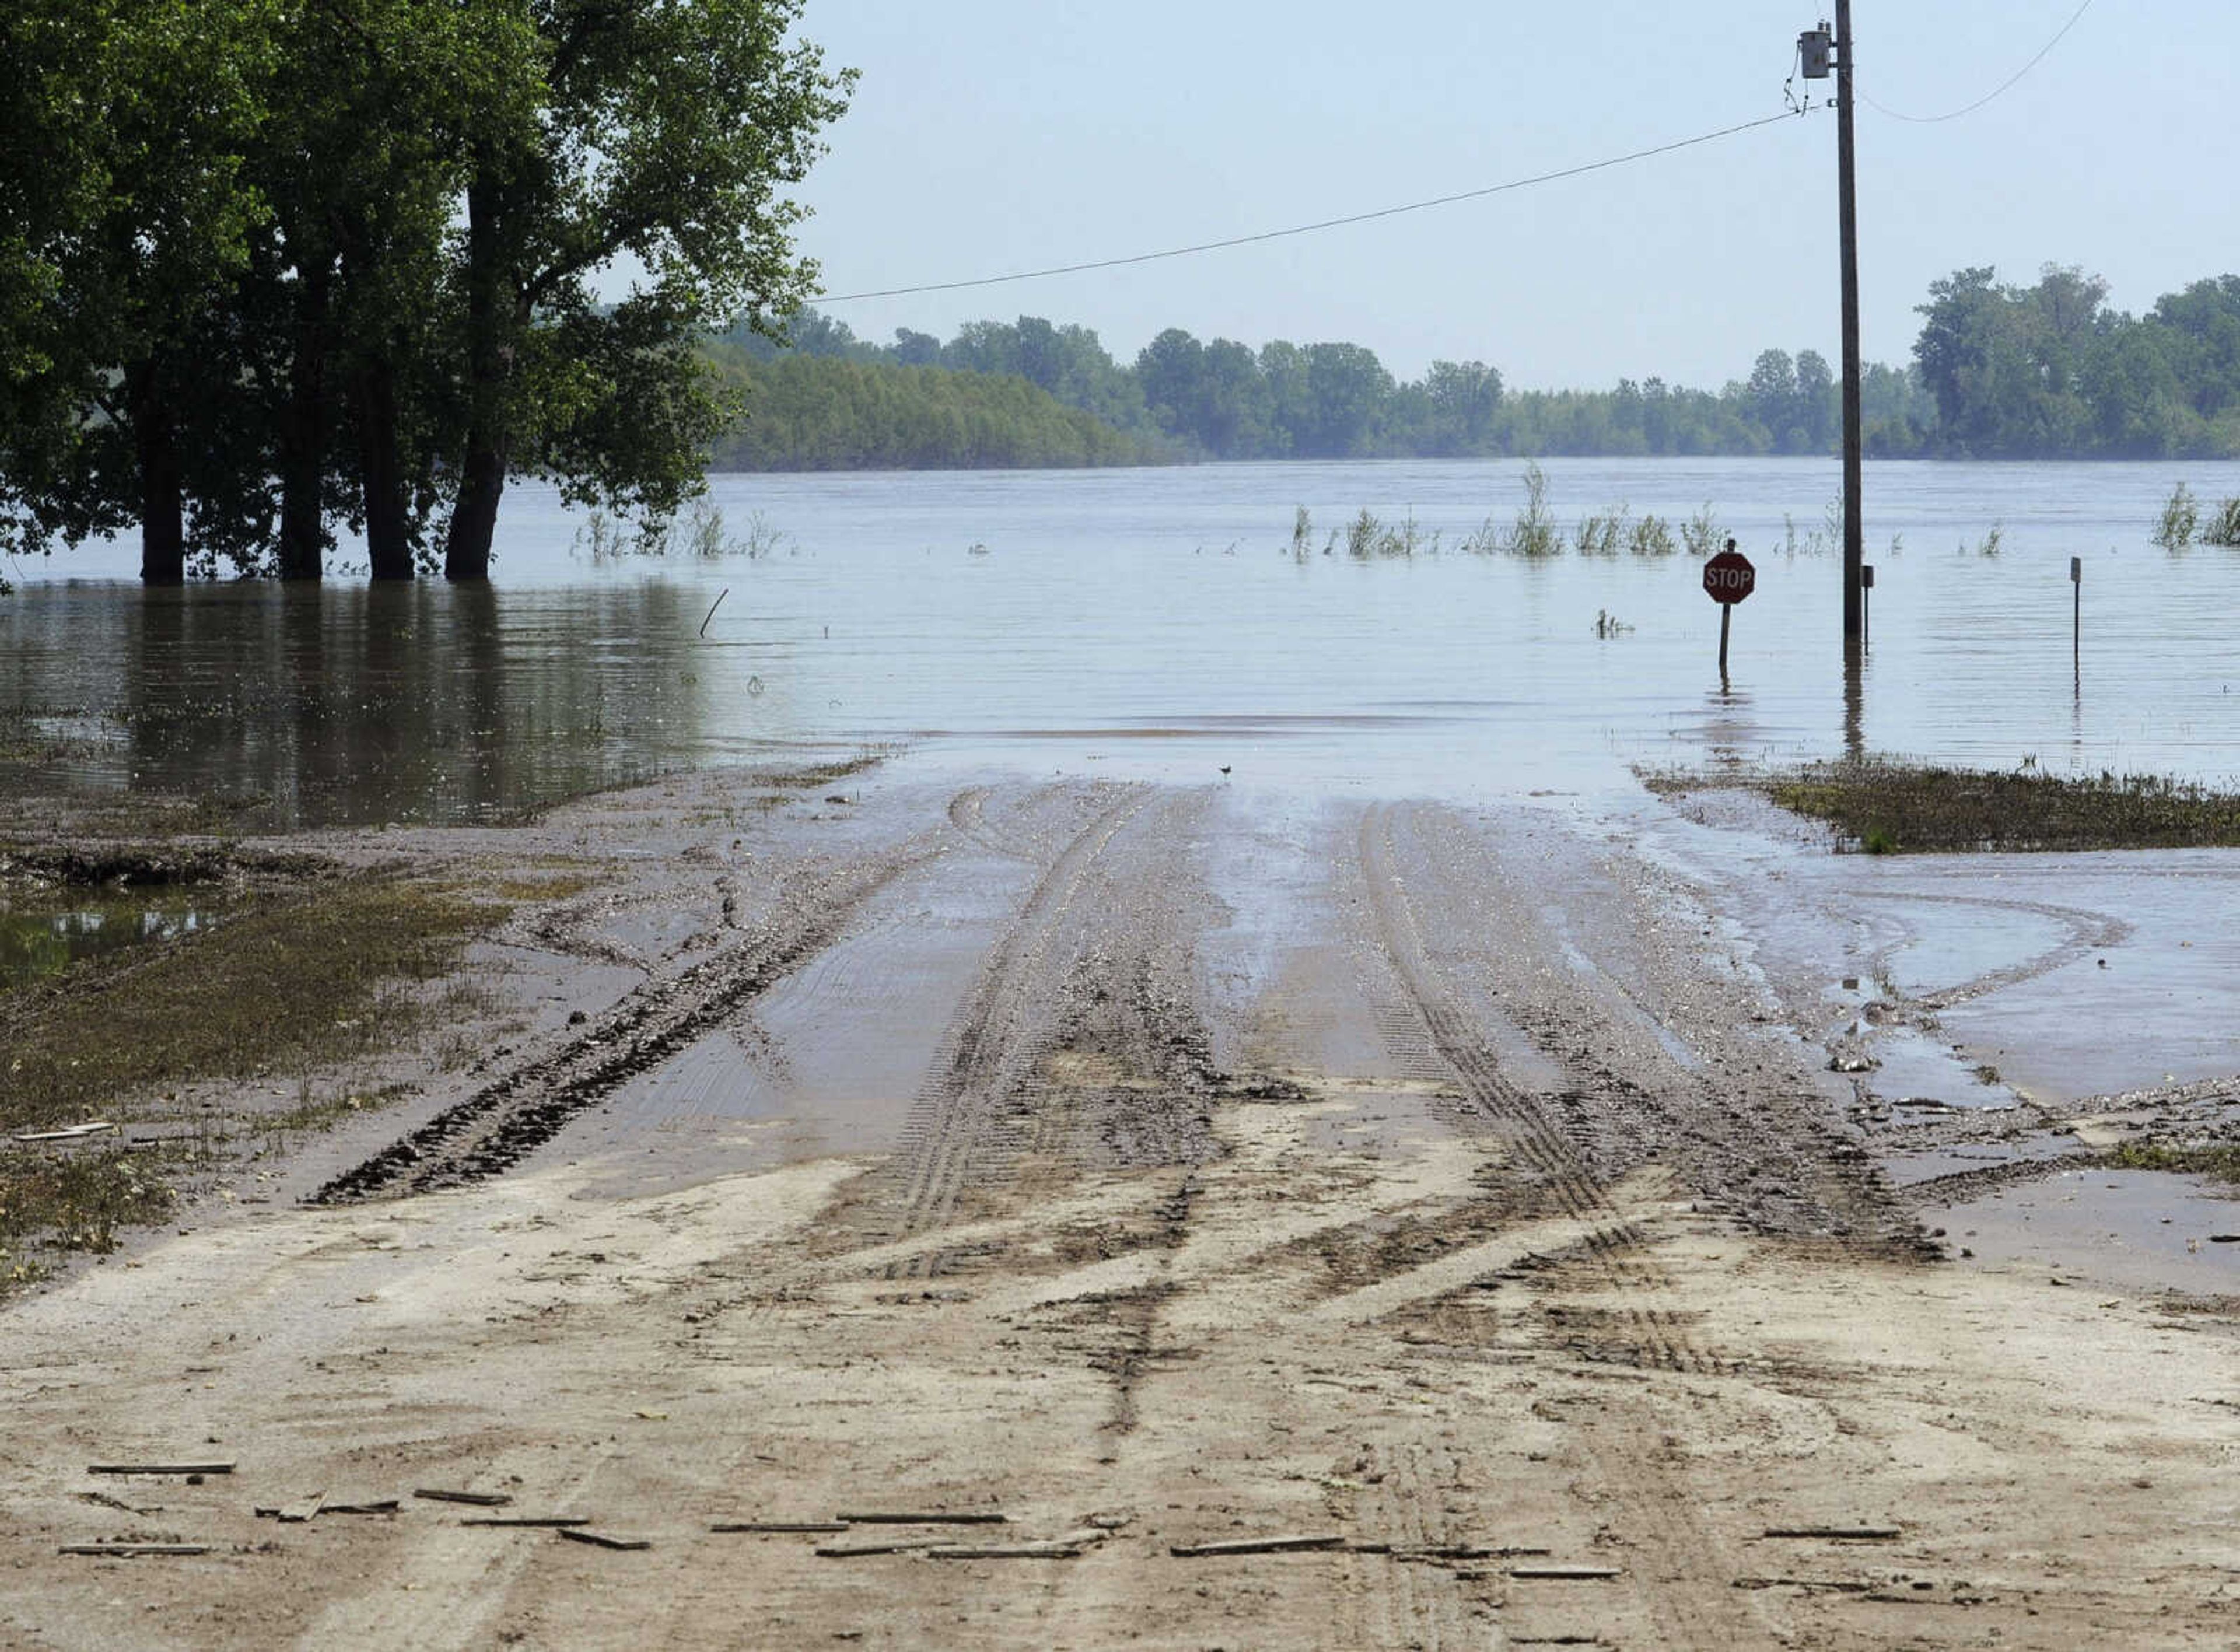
<box><xmin>1934</xmin><ymin>1167</ymin><xmax>2240</xmax><ymax>1292</ymax></box>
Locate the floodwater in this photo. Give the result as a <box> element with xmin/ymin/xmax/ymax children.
<box><xmin>6</xmin><ymin>456</ymin><xmax>2240</xmax><ymax>825</ymax></box>
<box><xmin>0</xmin><ymin>894</ymin><xmax>219</xmax><ymax>988</ymax></box>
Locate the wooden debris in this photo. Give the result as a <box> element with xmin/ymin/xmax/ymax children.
<box><xmin>1511</xmin><ymin>1563</ymin><xmax>1622</xmax><ymax>1580</ymax></box>
<box><xmin>710</xmin><ymin>1521</ymin><xmax>852</xmax><ymax>1534</ymax></box>
<box><xmin>276</xmin><ymin>1493</ymin><xmax>326</xmax><ymax>1524</ymax></box>
<box><xmin>258</xmin><ymin>1499</ymin><xmax>398</xmax><ymax>1518</ymax></box>
<box><xmin>89</xmin><ymin>1462</ymin><xmax>235</xmax><ymax>1477</ymax></box>
<box><xmin>833</xmin><ymin>1510</ymin><xmax>1007</xmax><ymax>1525</ymax></box>
<box><xmin>1734</xmin><ymin>1576</ymin><xmax>1874</xmax><ymax>1594</ymax></box>
<box><xmin>60</xmin><ymin>1543</ymin><xmax>211</xmax><ymax>1557</ymax></box>
<box><xmin>556</xmin><ymin>1528</ymin><xmax>650</xmax><ymax>1552</ymax></box>
<box><xmin>463</xmin><ymin>1517</ymin><xmax>592</xmax><ymax>1528</ymax></box>
<box><xmin>1170</xmin><ymin>1534</ymin><xmax>1345</xmax><ymax>1558</ymax></box>
<box><xmin>816</xmin><ymin>1536</ymin><xmax>951</xmax><ymax>1558</ymax></box>
<box><xmin>414</xmin><ymin>1488</ymin><xmax>512</xmax><ymax>1507</ymax></box>
<box><xmin>16</xmin><ymin>1122</ymin><xmax>115</xmax><ymax>1143</ymax></box>
<box><xmin>1762</xmin><ymin>1525</ymin><xmax>1902</xmax><ymax>1541</ymax></box>
<box><xmin>928</xmin><ymin>1541</ymin><xmax>1084</xmax><ymax>1560</ymax></box>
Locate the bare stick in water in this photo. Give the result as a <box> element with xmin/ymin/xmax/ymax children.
<box><xmin>699</xmin><ymin>587</ymin><xmax>729</xmax><ymax>638</ymax></box>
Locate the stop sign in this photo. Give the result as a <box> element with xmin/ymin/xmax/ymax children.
<box><xmin>1702</xmin><ymin>548</ymin><xmax>1756</xmax><ymax>604</ymax></box>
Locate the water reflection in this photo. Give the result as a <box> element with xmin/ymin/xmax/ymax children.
<box><xmin>6</xmin><ymin>583</ymin><xmax>723</xmax><ymax>827</ymax></box>
<box><xmin>0</xmin><ymin>900</ymin><xmax>215</xmax><ymax>987</ymax></box>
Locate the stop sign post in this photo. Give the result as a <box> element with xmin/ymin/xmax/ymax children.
<box><xmin>1702</xmin><ymin>544</ymin><xmax>1756</xmax><ymax>683</ymax></box>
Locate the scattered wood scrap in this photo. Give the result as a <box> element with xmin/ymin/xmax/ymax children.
<box><xmin>276</xmin><ymin>1493</ymin><xmax>325</xmax><ymax>1524</ymax></box>
<box><xmin>16</xmin><ymin>1122</ymin><xmax>115</xmax><ymax>1143</ymax></box>
<box><xmin>833</xmin><ymin>1511</ymin><xmax>1007</xmax><ymax>1525</ymax></box>
<box><xmin>257</xmin><ymin>1499</ymin><xmax>399</xmax><ymax>1519</ymax></box>
<box><xmin>1762</xmin><ymin>1525</ymin><xmax>1902</xmax><ymax>1541</ymax></box>
<box><xmin>463</xmin><ymin>1517</ymin><xmax>592</xmax><ymax>1528</ymax></box>
<box><xmin>1170</xmin><ymin>1534</ymin><xmax>1345</xmax><ymax>1558</ymax></box>
<box><xmin>710</xmin><ymin>1521</ymin><xmax>851</xmax><ymax>1534</ymax></box>
<box><xmin>1733</xmin><ymin>1576</ymin><xmax>1874</xmax><ymax>1594</ymax></box>
<box><xmin>1511</xmin><ymin>1564</ymin><xmax>1623</xmax><ymax>1580</ymax></box>
<box><xmin>556</xmin><ymin>1528</ymin><xmax>650</xmax><ymax>1552</ymax></box>
<box><xmin>60</xmin><ymin>1543</ymin><xmax>210</xmax><ymax>1558</ymax></box>
<box><xmin>928</xmin><ymin>1541</ymin><xmax>1084</xmax><ymax>1560</ymax></box>
<box><xmin>89</xmin><ymin>1462</ymin><xmax>234</xmax><ymax>1477</ymax></box>
<box><xmin>414</xmin><ymin>1488</ymin><xmax>512</xmax><ymax>1507</ymax></box>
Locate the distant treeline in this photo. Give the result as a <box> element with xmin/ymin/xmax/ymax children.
<box><xmin>709</xmin><ymin>261</ymin><xmax>2240</xmax><ymax>470</ymax></box>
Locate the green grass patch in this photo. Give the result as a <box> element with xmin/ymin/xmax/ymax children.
<box><xmin>2108</xmin><ymin>1140</ymin><xmax>2240</xmax><ymax>1184</ymax></box>
<box><xmin>0</xmin><ymin>874</ymin><xmax>497</xmax><ymax>1135</ymax></box>
<box><xmin>1650</xmin><ymin>758</ymin><xmax>2240</xmax><ymax>853</ymax></box>
<box><xmin>0</xmin><ymin>1146</ymin><xmax>178</xmax><ymax>1270</ymax></box>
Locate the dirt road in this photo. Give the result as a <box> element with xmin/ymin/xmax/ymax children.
<box><xmin>4</xmin><ymin>766</ymin><xmax>2236</xmax><ymax>1649</ymax></box>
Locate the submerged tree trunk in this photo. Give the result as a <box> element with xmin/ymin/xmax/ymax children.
<box><xmin>356</xmin><ymin>357</ymin><xmax>414</xmax><ymax>580</ymax></box>
<box><xmin>444</xmin><ymin>169</ymin><xmax>513</xmax><ymax>583</ymax></box>
<box><xmin>130</xmin><ymin>363</ymin><xmax>184</xmax><ymax>584</ymax></box>
<box><xmin>276</xmin><ymin>258</ymin><xmax>330</xmax><ymax>581</ymax></box>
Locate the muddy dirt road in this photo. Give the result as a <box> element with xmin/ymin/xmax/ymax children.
<box><xmin>4</xmin><ymin>766</ymin><xmax>2237</xmax><ymax>1649</ymax></box>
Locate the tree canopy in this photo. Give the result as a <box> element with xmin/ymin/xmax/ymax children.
<box><xmin>0</xmin><ymin>0</ymin><xmax>852</xmax><ymax>582</ymax></box>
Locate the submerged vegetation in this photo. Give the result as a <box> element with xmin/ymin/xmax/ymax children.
<box><xmin>0</xmin><ymin>856</ymin><xmax>503</xmax><ymax>1283</ymax></box>
<box><xmin>1650</xmin><ymin>758</ymin><xmax>2240</xmax><ymax>854</ymax></box>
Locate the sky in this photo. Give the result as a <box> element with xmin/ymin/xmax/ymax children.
<box><xmin>783</xmin><ymin>1</ymin><xmax>2236</xmax><ymax>391</ymax></box>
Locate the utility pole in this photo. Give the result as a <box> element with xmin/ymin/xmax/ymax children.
<box><xmin>1835</xmin><ymin>0</ymin><xmax>1863</xmax><ymax>643</ymax></box>
<box><xmin>1801</xmin><ymin>9</ymin><xmax>1864</xmax><ymax>644</ymax></box>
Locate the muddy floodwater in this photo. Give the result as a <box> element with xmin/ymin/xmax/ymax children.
<box><xmin>8</xmin><ymin>459</ymin><xmax>2240</xmax><ymax>1649</ymax></box>
<box><xmin>9</xmin><ymin>456</ymin><xmax>2240</xmax><ymax>825</ymax></box>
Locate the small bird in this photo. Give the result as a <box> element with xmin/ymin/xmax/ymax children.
<box><xmin>1218</xmin><ymin>765</ymin><xmax>1232</xmax><ymax>778</ymax></box>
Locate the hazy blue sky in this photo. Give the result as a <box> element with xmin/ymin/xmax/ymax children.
<box><xmin>786</xmin><ymin>2</ymin><xmax>2233</xmax><ymax>390</ymax></box>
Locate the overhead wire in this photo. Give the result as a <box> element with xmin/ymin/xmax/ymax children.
<box><xmin>815</xmin><ymin>107</ymin><xmax>1815</xmax><ymax>306</ymax></box>
<box><xmin>1859</xmin><ymin>0</ymin><xmax>2093</xmax><ymax>124</ymax></box>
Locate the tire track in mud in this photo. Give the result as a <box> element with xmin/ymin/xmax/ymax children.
<box><xmin>876</xmin><ymin>785</ymin><xmax>1224</xmax><ymax>1280</ymax></box>
<box><xmin>1357</xmin><ymin>804</ymin><xmax>1713</xmax><ymax>1376</ymax></box>
<box><xmin>1356</xmin><ymin>800</ymin><xmax>1776</xmax><ymax>1649</ymax></box>
<box><xmin>312</xmin><ymin>845</ymin><xmax>936</xmax><ymax>1203</ymax></box>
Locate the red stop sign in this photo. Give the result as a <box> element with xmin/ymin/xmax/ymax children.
<box><xmin>1702</xmin><ymin>549</ymin><xmax>1756</xmax><ymax>604</ymax></box>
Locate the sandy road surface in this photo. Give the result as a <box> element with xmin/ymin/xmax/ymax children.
<box><xmin>4</xmin><ymin>767</ymin><xmax>2238</xmax><ymax>1650</ymax></box>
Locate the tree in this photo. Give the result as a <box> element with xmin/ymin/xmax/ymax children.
<box><xmin>0</xmin><ymin>0</ymin><xmax>276</xmax><ymax>580</ymax></box>
<box><xmin>440</xmin><ymin>0</ymin><xmax>853</xmax><ymax>580</ymax></box>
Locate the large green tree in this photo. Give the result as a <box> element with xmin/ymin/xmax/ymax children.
<box><xmin>0</xmin><ymin>0</ymin><xmax>275</xmax><ymax>580</ymax></box>
<box><xmin>439</xmin><ymin>0</ymin><xmax>852</xmax><ymax>580</ymax></box>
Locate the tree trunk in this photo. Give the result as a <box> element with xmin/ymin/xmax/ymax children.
<box><xmin>276</xmin><ymin>258</ymin><xmax>330</xmax><ymax>581</ymax></box>
<box><xmin>356</xmin><ymin>358</ymin><xmax>414</xmax><ymax>580</ymax></box>
<box><xmin>131</xmin><ymin>365</ymin><xmax>184</xmax><ymax>584</ymax></box>
<box><xmin>444</xmin><ymin>167</ymin><xmax>511</xmax><ymax>583</ymax></box>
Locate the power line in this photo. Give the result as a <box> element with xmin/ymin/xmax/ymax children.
<box><xmin>816</xmin><ymin>108</ymin><xmax>1812</xmax><ymax>306</ymax></box>
<box><xmin>1859</xmin><ymin>0</ymin><xmax>2092</xmax><ymax>124</ymax></box>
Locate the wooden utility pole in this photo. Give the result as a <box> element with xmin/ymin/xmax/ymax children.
<box><xmin>1836</xmin><ymin>0</ymin><xmax>1864</xmax><ymax>642</ymax></box>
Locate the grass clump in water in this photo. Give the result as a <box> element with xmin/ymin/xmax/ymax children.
<box><xmin>2106</xmin><ymin>1140</ymin><xmax>2240</xmax><ymax>1184</ymax></box>
<box><xmin>2154</xmin><ymin>483</ymin><xmax>2200</xmax><ymax>551</ymax></box>
<box><xmin>2202</xmin><ymin>495</ymin><xmax>2240</xmax><ymax>548</ymax></box>
<box><xmin>1648</xmin><ymin>758</ymin><xmax>2240</xmax><ymax>854</ymax></box>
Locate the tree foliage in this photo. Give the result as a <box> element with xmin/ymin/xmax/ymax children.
<box><xmin>0</xmin><ymin>0</ymin><xmax>852</xmax><ymax>581</ymax></box>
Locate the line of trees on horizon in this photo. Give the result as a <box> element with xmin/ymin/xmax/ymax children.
<box><xmin>713</xmin><ymin>262</ymin><xmax>2240</xmax><ymax>471</ymax></box>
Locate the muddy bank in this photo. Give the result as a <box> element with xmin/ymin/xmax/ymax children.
<box><xmin>0</xmin><ymin>758</ymin><xmax>2235</xmax><ymax>1648</ymax></box>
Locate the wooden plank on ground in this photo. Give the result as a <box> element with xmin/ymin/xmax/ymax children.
<box><xmin>413</xmin><ymin>1488</ymin><xmax>512</xmax><ymax>1507</ymax></box>
<box><xmin>1170</xmin><ymin>1534</ymin><xmax>1345</xmax><ymax>1558</ymax></box>
<box><xmin>710</xmin><ymin>1521</ymin><xmax>852</xmax><ymax>1534</ymax></box>
<box><xmin>88</xmin><ymin>1462</ymin><xmax>234</xmax><ymax>1476</ymax></box>
<box><xmin>556</xmin><ymin>1528</ymin><xmax>650</xmax><ymax>1552</ymax></box>
<box><xmin>60</xmin><ymin>1543</ymin><xmax>211</xmax><ymax>1557</ymax></box>
<box><xmin>833</xmin><ymin>1510</ymin><xmax>1007</xmax><ymax>1525</ymax></box>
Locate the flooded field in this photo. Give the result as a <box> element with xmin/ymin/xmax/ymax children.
<box><xmin>8</xmin><ymin>459</ymin><xmax>2240</xmax><ymax>1648</ymax></box>
<box><xmin>8</xmin><ymin>456</ymin><xmax>2240</xmax><ymax>825</ymax></box>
